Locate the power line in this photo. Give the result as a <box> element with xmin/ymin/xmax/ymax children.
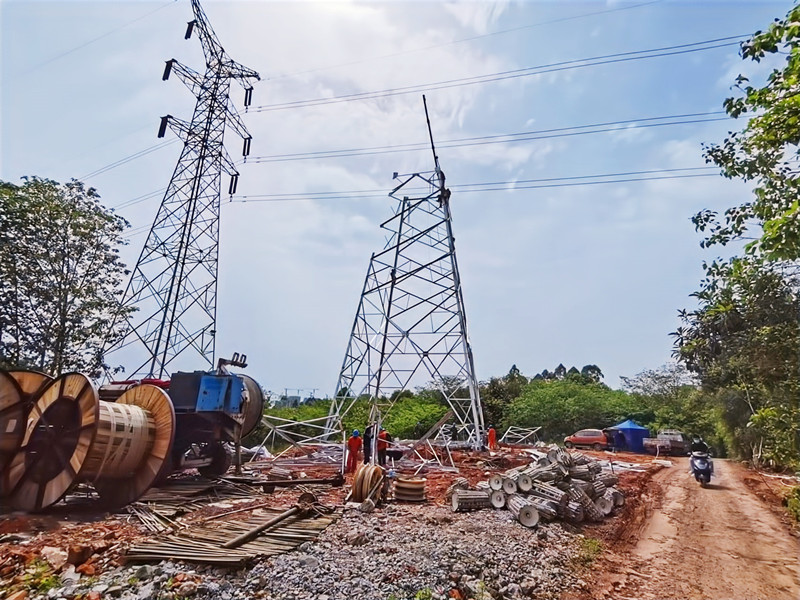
<box><xmin>80</xmin><ymin>140</ymin><xmax>178</xmax><ymax>180</ymax></box>
<box><xmin>228</xmin><ymin>167</ymin><xmax>719</xmax><ymax>203</ymax></box>
<box><xmin>75</xmin><ymin>110</ymin><xmax>728</xmax><ymax>186</ymax></box>
<box><xmin>252</xmin><ymin>36</ymin><xmax>743</xmax><ymax>112</ymax></box>
<box><xmin>113</xmin><ymin>187</ymin><xmax>168</xmax><ymax>211</ymax></box>
<box><xmin>248</xmin><ymin>112</ymin><xmax>728</xmax><ymax>164</ymax></box>
<box><xmin>13</xmin><ymin>0</ymin><xmax>179</xmax><ymax>79</ymax></box>
<box><xmin>265</xmin><ymin>0</ymin><xmax>664</xmax><ymax>81</ymax></box>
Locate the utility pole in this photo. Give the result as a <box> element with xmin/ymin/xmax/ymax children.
<box><xmin>105</xmin><ymin>0</ymin><xmax>259</xmax><ymax>378</ymax></box>
<box><xmin>327</xmin><ymin>96</ymin><xmax>485</xmax><ymax>449</ymax></box>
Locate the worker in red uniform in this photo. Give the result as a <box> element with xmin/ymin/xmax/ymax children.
<box><xmin>346</xmin><ymin>429</ymin><xmax>362</xmax><ymax>473</ymax></box>
<box><xmin>487</xmin><ymin>425</ymin><xmax>498</xmax><ymax>451</ymax></box>
<box><xmin>377</xmin><ymin>427</ymin><xmax>391</xmax><ymax>466</ymax></box>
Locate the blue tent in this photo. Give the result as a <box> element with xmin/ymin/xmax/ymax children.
<box><xmin>607</xmin><ymin>419</ymin><xmax>650</xmax><ymax>453</ymax></box>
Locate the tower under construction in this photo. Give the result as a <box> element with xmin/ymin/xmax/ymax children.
<box><xmin>327</xmin><ymin>98</ymin><xmax>485</xmax><ymax>449</ymax></box>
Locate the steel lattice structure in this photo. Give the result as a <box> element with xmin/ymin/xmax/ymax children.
<box><xmin>328</xmin><ymin>107</ymin><xmax>485</xmax><ymax>448</ymax></box>
<box><xmin>106</xmin><ymin>0</ymin><xmax>259</xmax><ymax>379</ymax></box>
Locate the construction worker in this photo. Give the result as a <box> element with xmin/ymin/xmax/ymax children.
<box><xmin>363</xmin><ymin>422</ymin><xmax>375</xmax><ymax>464</ymax></box>
<box><xmin>377</xmin><ymin>427</ymin><xmax>391</xmax><ymax>466</ymax></box>
<box><xmin>346</xmin><ymin>429</ymin><xmax>362</xmax><ymax>473</ymax></box>
<box><xmin>487</xmin><ymin>425</ymin><xmax>498</xmax><ymax>451</ymax></box>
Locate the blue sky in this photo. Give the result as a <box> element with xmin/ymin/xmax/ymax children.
<box><xmin>0</xmin><ymin>0</ymin><xmax>788</xmax><ymax>396</ymax></box>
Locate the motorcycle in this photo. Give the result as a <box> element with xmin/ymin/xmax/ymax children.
<box><xmin>690</xmin><ymin>451</ymin><xmax>713</xmax><ymax>486</ymax></box>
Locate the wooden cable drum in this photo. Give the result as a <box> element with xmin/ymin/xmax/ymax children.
<box><xmin>5</xmin><ymin>370</ymin><xmax>52</xmax><ymax>404</ymax></box>
<box><xmin>507</xmin><ymin>494</ymin><xmax>539</xmax><ymax>528</ymax></box>
<box><xmin>393</xmin><ymin>477</ymin><xmax>426</xmax><ymax>502</ymax></box>
<box><xmin>0</xmin><ymin>369</ymin><xmax>53</xmax><ymax>489</ymax></box>
<box><xmin>451</xmin><ymin>489</ymin><xmax>491</xmax><ymax>512</ymax></box>
<box><xmin>0</xmin><ymin>372</ymin><xmax>26</xmax><ymax>488</ymax></box>
<box><xmin>3</xmin><ymin>373</ymin><xmax>174</xmax><ymax>512</ymax></box>
<box><xmin>351</xmin><ymin>464</ymin><xmax>384</xmax><ymax>503</ymax></box>
<box><xmin>92</xmin><ymin>384</ymin><xmax>175</xmax><ymax>506</ymax></box>
<box><xmin>489</xmin><ymin>489</ymin><xmax>506</xmax><ymax>509</ymax></box>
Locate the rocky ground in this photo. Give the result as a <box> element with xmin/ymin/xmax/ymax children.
<box><xmin>6</xmin><ymin>502</ymin><xmax>591</xmax><ymax>600</ymax></box>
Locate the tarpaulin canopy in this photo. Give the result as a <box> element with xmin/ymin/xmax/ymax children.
<box><xmin>607</xmin><ymin>419</ymin><xmax>650</xmax><ymax>453</ymax></box>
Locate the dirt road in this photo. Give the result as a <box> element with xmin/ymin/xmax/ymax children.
<box><xmin>608</xmin><ymin>458</ymin><xmax>800</xmax><ymax>600</ymax></box>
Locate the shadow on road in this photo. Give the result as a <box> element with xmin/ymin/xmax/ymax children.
<box><xmin>702</xmin><ymin>483</ymin><xmax>730</xmax><ymax>491</ymax></box>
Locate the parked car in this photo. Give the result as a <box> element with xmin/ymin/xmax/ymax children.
<box><xmin>642</xmin><ymin>429</ymin><xmax>690</xmax><ymax>456</ymax></box>
<box><xmin>564</xmin><ymin>429</ymin><xmax>610</xmax><ymax>450</ymax></box>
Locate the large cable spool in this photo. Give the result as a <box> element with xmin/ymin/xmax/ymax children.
<box><xmin>2</xmin><ymin>373</ymin><xmax>174</xmax><ymax>512</ymax></box>
<box><xmin>6</xmin><ymin>370</ymin><xmax>53</xmax><ymax>404</ymax></box>
<box><xmin>1</xmin><ymin>370</ymin><xmax>55</xmax><ymax>496</ymax></box>
<box><xmin>238</xmin><ymin>374</ymin><xmax>265</xmax><ymax>438</ymax></box>
<box><xmin>0</xmin><ymin>372</ymin><xmax>26</xmax><ymax>487</ymax></box>
<box><xmin>351</xmin><ymin>464</ymin><xmax>384</xmax><ymax>503</ymax></box>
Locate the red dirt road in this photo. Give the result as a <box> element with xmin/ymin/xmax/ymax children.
<box><xmin>600</xmin><ymin>458</ymin><xmax>799</xmax><ymax>600</ymax></box>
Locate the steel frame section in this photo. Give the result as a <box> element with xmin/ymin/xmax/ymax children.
<box><xmin>105</xmin><ymin>0</ymin><xmax>259</xmax><ymax>379</ymax></box>
<box><xmin>327</xmin><ymin>165</ymin><xmax>485</xmax><ymax>449</ymax></box>
<box><xmin>500</xmin><ymin>426</ymin><xmax>542</xmax><ymax>445</ymax></box>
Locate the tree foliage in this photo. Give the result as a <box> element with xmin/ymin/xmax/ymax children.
<box><xmin>699</xmin><ymin>4</ymin><xmax>800</xmax><ymax>260</ymax></box>
<box><xmin>502</xmin><ymin>379</ymin><xmax>650</xmax><ymax>441</ymax></box>
<box><xmin>0</xmin><ymin>177</ymin><xmax>131</xmax><ymax>375</ymax></box>
<box><xmin>621</xmin><ymin>363</ymin><xmax>723</xmax><ymax>453</ymax></box>
<box><xmin>479</xmin><ymin>364</ymin><xmax>528</xmax><ymax>427</ymax></box>
<box><xmin>673</xmin><ymin>259</ymin><xmax>799</xmax><ymax>466</ymax></box>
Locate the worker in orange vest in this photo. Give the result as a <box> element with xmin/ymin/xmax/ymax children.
<box><xmin>487</xmin><ymin>425</ymin><xmax>498</xmax><ymax>451</ymax></box>
<box><xmin>346</xmin><ymin>430</ymin><xmax>362</xmax><ymax>473</ymax></box>
<box><xmin>377</xmin><ymin>427</ymin><xmax>391</xmax><ymax>466</ymax></box>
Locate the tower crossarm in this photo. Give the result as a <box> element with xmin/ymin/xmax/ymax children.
<box><xmin>163</xmin><ymin>59</ymin><xmax>203</xmax><ymax>96</ymax></box>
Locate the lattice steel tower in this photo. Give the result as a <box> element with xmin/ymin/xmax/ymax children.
<box><xmin>328</xmin><ymin>98</ymin><xmax>485</xmax><ymax>449</ymax></box>
<box><xmin>107</xmin><ymin>0</ymin><xmax>259</xmax><ymax>378</ymax></box>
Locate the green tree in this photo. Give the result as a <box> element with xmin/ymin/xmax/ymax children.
<box><xmin>698</xmin><ymin>4</ymin><xmax>800</xmax><ymax>260</ymax></box>
<box><xmin>621</xmin><ymin>363</ymin><xmax>723</xmax><ymax>453</ymax></box>
<box><xmin>673</xmin><ymin>259</ymin><xmax>799</xmax><ymax>466</ymax></box>
<box><xmin>580</xmin><ymin>364</ymin><xmax>604</xmax><ymax>383</ymax></box>
<box><xmin>0</xmin><ymin>177</ymin><xmax>131</xmax><ymax>375</ymax></box>
<box><xmin>502</xmin><ymin>378</ymin><xmax>649</xmax><ymax>441</ymax></box>
<box><xmin>480</xmin><ymin>364</ymin><xmax>528</xmax><ymax>427</ymax></box>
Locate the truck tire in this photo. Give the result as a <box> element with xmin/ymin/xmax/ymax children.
<box><xmin>199</xmin><ymin>443</ymin><xmax>233</xmax><ymax>477</ymax></box>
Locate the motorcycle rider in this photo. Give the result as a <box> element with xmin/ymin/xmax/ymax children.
<box><xmin>690</xmin><ymin>436</ymin><xmax>709</xmax><ymax>454</ymax></box>
<box><xmin>689</xmin><ymin>436</ymin><xmax>713</xmax><ymax>478</ymax></box>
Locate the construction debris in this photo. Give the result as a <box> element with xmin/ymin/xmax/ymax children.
<box><xmin>449</xmin><ymin>448</ymin><xmax>626</xmax><ymax>528</ymax></box>
<box><xmin>123</xmin><ymin>500</ymin><xmax>336</xmax><ymax>566</ymax></box>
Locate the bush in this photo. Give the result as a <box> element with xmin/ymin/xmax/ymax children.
<box><xmin>502</xmin><ymin>379</ymin><xmax>649</xmax><ymax>441</ymax></box>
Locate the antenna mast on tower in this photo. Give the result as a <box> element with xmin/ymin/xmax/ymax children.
<box><xmin>106</xmin><ymin>0</ymin><xmax>259</xmax><ymax>378</ymax></box>
<box><xmin>328</xmin><ymin>96</ymin><xmax>485</xmax><ymax>449</ymax></box>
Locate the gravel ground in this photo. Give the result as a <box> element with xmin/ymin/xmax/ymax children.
<box><xmin>20</xmin><ymin>504</ymin><xmax>590</xmax><ymax>600</ymax></box>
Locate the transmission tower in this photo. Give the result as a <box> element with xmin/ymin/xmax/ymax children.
<box><xmin>328</xmin><ymin>97</ymin><xmax>485</xmax><ymax>449</ymax></box>
<box><xmin>106</xmin><ymin>0</ymin><xmax>259</xmax><ymax>379</ymax></box>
